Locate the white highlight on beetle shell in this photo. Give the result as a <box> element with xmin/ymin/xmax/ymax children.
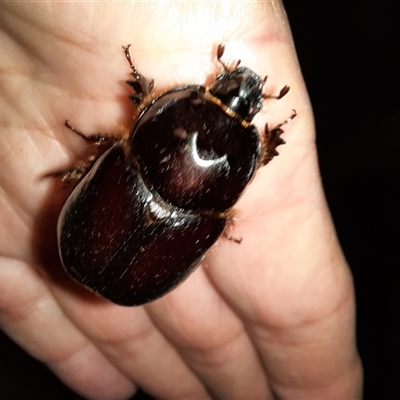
<box><xmin>189</xmin><ymin>132</ymin><xmax>228</xmax><ymax>168</ymax></box>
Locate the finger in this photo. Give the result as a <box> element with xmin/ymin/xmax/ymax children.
<box><xmin>146</xmin><ymin>268</ymin><xmax>272</xmax><ymax>399</ymax></box>
<box><xmin>0</xmin><ymin>257</ymin><xmax>135</xmax><ymax>400</ymax></box>
<box><xmin>207</xmin><ymin>185</ymin><xmax>363</xmax><ymax>398</ymax></box>
<box><xmin>51</xmin><ymin>284</ymin><xmax>210</xmax><ymax>399</ymax></box>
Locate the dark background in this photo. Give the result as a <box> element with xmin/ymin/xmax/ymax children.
<box><xmin>1</xmin><ymin>2</ymin><xmax>398</xmax><ymax>399</ymax></box>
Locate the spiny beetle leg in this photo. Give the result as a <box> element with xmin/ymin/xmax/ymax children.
<box><xmin>262</xmin><ymin>109</ymin><xmax>297</xmax><ymax>165</ymax></box>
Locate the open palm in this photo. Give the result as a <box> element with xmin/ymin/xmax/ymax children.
<box><xmin>0</xmin><ymin>3</ymin><xmax>362</xmax><ymax>399</ymax></box>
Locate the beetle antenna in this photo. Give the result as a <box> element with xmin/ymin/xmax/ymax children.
<box><xmin>217</xmin><ymin>44</ymin><xmax>242</xmax><ymax>72</ymax></box>
<box><xmin>262</xmin><ymin>85</ymin><xmax>290</xmax><ymax>100</ymax></box>
<box><xmin>217</xmin><ymin>44</ymin><xmax>229</xmax><ymax>72</ymax></box>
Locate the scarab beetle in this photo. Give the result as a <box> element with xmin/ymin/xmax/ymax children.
<box><xmin>57</xmin><ymin>44</ymin><xmax>296</xmax><ymax>306</ymax></box>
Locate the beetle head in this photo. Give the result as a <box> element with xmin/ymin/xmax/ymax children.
<box><xmin>209</xmin><ymin>67</ymin><xmax>264</xmax><ymax>123</ymax></box>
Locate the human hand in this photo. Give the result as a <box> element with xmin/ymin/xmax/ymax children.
<box><xmin>0</xmin><ymin>2</ymin><xmax>362</xmax><ymax>399</ymax></box>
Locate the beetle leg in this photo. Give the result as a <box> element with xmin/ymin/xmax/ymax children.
<box><xmin>64</xmin><ymin>120</ymin><xmax>119</xmax><ymax>146</ymax></box>
<box><xmin>262</xmin><ymin>109</ymin><xmax>297</xmax><ymax>165</ymax></box>
<box><xmin>44</xmin><ymin>120</ymin><xmax>122</xmax><ymax>183</ymax></box>
<box><xmin>45</xmin><ymin>156</ymin><xmax>98</xmax><ymax>184</ymax></box>
<box><xmin>123</xmin><ymin>44</ymin><xmax>154</xmax><ymax>106</ymax></box>
<box><xmin>45</xmin><ymin>120</ymin><xmax>120</xmax><ymax>182</ymax></box>
<box><xmin>223</xmin><ymin>213</ymin><xmax>243</xmax><ymax>244</ymax></box>
<box><xmin>48</xmin><ymin>160</ymin><xmax>90</xmax><ymax>183</ymax></box>
<box><xmin>223</xmin><ymin>232</ymin><xmax>243</xmax><ymax>244</ymax></box>
<box><xmin>262</xmin><ymin>85</ymin><xmax>290</xmax><ymax>100</ymax></box>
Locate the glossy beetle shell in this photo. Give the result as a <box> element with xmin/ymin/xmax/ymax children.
<box><xmin>130</xmin><ymin>86</ymin><xmax>261</xmax><ymax>211</ymax></box>
<box><xmin>58</xmin><ymin>144</ymin><xmax>226</xmax><ymax>305</ymax></box>
<box><xmin>57</xmin><ymin>45</ymin><xmax>294</xmax><ymax>306</ymax></box>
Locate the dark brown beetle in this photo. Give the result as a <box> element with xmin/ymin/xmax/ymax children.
<box><xmin>58</xmin><ymin>44</ymin><xmax>296</xmax><ymax>306</ymax></box>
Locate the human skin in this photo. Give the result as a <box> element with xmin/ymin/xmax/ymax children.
<box><xmin>0</xmin><ymin>2</ymin><xmax>362</xmax><ymax>399</ymax></box>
